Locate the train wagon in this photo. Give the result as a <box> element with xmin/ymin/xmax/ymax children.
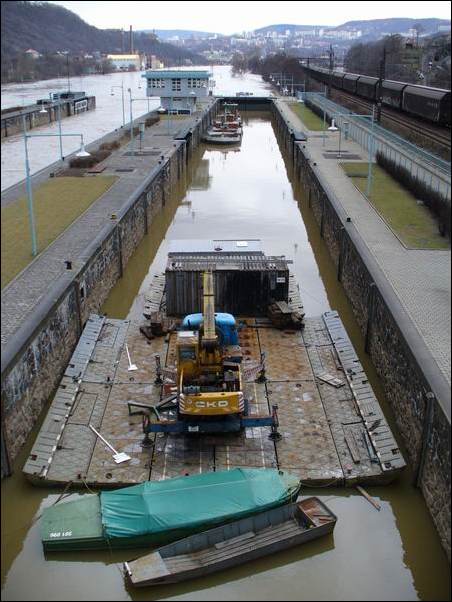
<box><xmin>380</xmin><ymin>80</ymin><xmax>407</xmax><ymax>110</ymax></box>
<box><xmin>402</xmin><ymin>85</ymin><xmax>451</xmax><ymax>126</ymax></box>
<box><xmin>332</xmin><ymin>71</ymin><xmax>345</xmax><ymax>89</ymax></box>
<box><xmin>342</xmin><ymin>73</ymin><xmax>360</xmax><ymax>94</ymax></box>
<box><xmin>312</xmin><ymin>67</ymin><xmax>329</xmax><ymax>84</ymax></box>
<box><xmin>356</xmin><ymin>76</ymin><xmax>379</xmax><ymax>101</ymax></box>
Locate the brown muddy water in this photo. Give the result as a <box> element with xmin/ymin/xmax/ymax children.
<box><xmin>1</xmin><ymin>113</ymin><xmax>450</xmax><ymax>601</ymax></box>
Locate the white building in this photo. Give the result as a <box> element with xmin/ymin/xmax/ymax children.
<box><xmin>106</xmin><ymin>54</ymin><xmax>142</xmax><ymax>71</ymax></box>
<box><xmin>25</xmin><ymin>49</ymin><xmax>41</xmax><ymax>59</ymax></box>
<box><xmin>150</xmin><ymin>55</ymin><xmax>164</xmax><ymax>69</ymax></box>
<box><xmin>142</xmin><ymin>70</ymin><xmax>211</xmax><ymax>114</ymax></box>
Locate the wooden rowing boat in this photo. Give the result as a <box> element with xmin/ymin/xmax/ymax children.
<box><xmin>124</xmin><ymin>497</ymin><xmax>337</xmax><ymax>587</ymax></box>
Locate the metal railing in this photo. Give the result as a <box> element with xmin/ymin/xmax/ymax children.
<box><xmin>304</xmin><ymin>93</ymin><xmax>451</xmax><ymax>199</ymax></box>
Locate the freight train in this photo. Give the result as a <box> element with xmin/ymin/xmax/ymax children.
<box><xmin>303</xmin><ymin>66</ymin><xmax>451</xmax><ymax>127</ymax></box>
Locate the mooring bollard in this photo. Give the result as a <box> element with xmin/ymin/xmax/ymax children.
<box><xmin>257</xmin><ymin>352</ymin><xmax>267</xmax><ymax>383</ymax></box>
<box><xmin>154</xmin><ymin>354</ymin><xmax>163</xmax><ymax>384</ymax></box>
<box><xmin>269</xmin><ymin>404</ymin><xmax>282</xmax><ymax>441</ymax></box>
<box><xmin>141</xmin><ymin>414</ymin><xmax>153</xmax><ymax>448</ymax></box>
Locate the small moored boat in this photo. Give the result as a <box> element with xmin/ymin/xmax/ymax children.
<box><xmin>124</xmin><ymin>497</ymin><xmax>337</xmax><ymax>587</ymax></box>
<box><xmin>202</xmin><ymin>129</ymin><xmax>242</xmax><ymax>145</ymax></box>
<box><xmin>41</xmin><ymin>468</ymin><xmax>300</xmax><ymax>552</ymax></box>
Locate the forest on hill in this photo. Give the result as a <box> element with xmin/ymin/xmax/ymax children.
<box><xmin>1</xmin><ymin>1</ymin><xmax>205</xmax><ymax>82</ymax></box>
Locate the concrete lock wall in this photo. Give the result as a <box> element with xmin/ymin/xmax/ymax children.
<box><xmin>0</xmin><ymin>102</ymin><xmax>216</xmax><ymax>476</ymax></box>
<box><xmin>1</xmin><ymin>97</ymin><xmax>96</xmax><ymax>139</ymax></box>
<box><xmin>270</xmin><ymin>102</ymin><xmax>450</xmax><ymax>560</ymax></box>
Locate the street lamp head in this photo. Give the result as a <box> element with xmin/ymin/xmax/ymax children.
<box><xmin>328</xmin><ymin>119</ymin><xmax>338</xmax><ymax>132</ymax></box>
<box><xmin>75</xmin><ymin>143</ymin><xmax>90</xmax><ymax>157</ymax></box>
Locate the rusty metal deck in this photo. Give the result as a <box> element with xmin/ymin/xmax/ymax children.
<box><xmin>23</xmin><ymin>276</ymin><xmax>405</xmax><ymax>488</ymax></box>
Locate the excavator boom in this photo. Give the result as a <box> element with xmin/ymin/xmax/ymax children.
<box><xmin>201</xmin><ymin>271</ymin><xmax>217</xmax><ymax>347</ymax></box>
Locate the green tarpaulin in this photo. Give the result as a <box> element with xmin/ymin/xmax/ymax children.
<box><xmin>100</xmin><ymin>468</ymin><xmax>300</xmax><ymax>540</ymax></box>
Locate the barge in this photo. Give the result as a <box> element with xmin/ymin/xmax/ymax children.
<box><xmin>23</xmin><ymin>240</ymin><xmax>405</xmax><ymax>488</ymax></box>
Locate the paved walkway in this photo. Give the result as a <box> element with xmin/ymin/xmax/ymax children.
<box><xmin>1</xmin><ymin>100</ymin><xmax>215</xmax><ymax>350</ymax></box>
<box><xmin>280</xmin><ymin>99</ymin><xmax>451</xmax><ymax>405</ymax></box>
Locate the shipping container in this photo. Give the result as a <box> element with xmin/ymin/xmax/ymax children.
<box><xmin>165</xmin><ymin>241</ymin><xmax>290</xmax><ymax>316</ymax></box>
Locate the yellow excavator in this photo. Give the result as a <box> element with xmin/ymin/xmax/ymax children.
<box><xmin>146</xmin><ymin>271</ymin><xmax>274</xmax><ymax>434</ymax></box>
<box><xmin>176</xmin><ymin>271</ymin><xmax>245</xmax><ymax>424</ymax></box>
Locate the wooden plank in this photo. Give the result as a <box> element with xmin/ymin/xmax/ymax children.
<box><xmin>274</xmin><ymin>301</ymin><xmax>292</xmax><ymax>314</ymax></box>
<box><xmin>317</xmin><ymin>372</ymin><xmax>345</xmax><ymax>388</ymax></box>
<box><xmin>214</xmin><ymin>531</ymin><xmax>256</xmax><ymax>549</ymax></box>
<box><xmin>356</xmin><ymin>485</ymin><xmax>381</xmax><ymax>510</ymax></box>
<box><xmin>344</xmin><ymin>430</ymin><xmax>361</xmax><ymax>463</ymax></box>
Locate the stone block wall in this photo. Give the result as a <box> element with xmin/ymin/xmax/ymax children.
<box><xmin>2</xmin><ymin>285</ymin><xmax>80</xmax><ymax>465</ymax></box>
<box><xmin>285</xmin><ymin>131</ymin><xmax>451</xmax><ymax>561</ymax></box>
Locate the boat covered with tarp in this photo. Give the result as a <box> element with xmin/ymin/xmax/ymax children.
<box><xmin>41</xmin><ymin>468</ymin><xmax>301</xmax><ymax>551</ymax></box>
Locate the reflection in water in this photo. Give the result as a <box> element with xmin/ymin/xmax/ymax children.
<box><xmin>191</xmin><ymin>159</ymin><xmax>212</xmax><ymax>191</ymax></box>
<box><xmin>101</xmin><ymin>177</ymin><xmax>186</xmax><ymax>320</ymax></box>
<box><xmin>1</xmin><ymin>113</ymin><xmax>450</xmax><ymax>602</ymax></box>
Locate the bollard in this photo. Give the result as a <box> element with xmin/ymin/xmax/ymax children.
<box><xmin>154</xmin><ymin>354</ymin><xmax>163</xmax><ymax>384</ymax></box>
<box><xmin>141</xmin><ymin>414</ymin><xmax>153</xmax><ymax>448</ymax></box>
<box><xmin>257</xmin><ymin>352</ymin><xmax>267</xmax><ymax>383</ymax></box>
<box><xmin>268</xmin><ymin>404</ymin><xmax>282</xmax><ymax>441</ymax></box>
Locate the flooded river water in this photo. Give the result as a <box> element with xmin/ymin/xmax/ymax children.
<box><xmin>1</xmin><ymin>71</ymin><xmax>451</xmax><ymax>601</ymax></box>
<box><xmin>1</xmin><ymin>65</ymin><xmax>268</xmax><ymax>191</ymax></box>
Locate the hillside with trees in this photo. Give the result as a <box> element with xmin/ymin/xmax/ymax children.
<box><xmin>345</xmin><ymin>33</ymin><xmax>451</xmax><ymax>88</ymax></box>
<box><xmin>1</xmin><ymin>1</ymin><xmax>205</xmax><ymax>83</ymax></box>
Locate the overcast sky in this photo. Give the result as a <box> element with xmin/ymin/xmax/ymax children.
<box><xmin>52</xmin><ymin>1</ymin><xmax>451</xmax><ymax>34</ymax></box>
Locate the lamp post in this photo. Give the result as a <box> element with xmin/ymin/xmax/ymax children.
<box><xmin>322</xmin><ymin>86</ymin><xmax>328</xmax><ymax>147</ymax></box>
<box><xmin>111</xmin><ymin>84</ymin><xmax>126</xmax><ymax>127</ymax></box>
<box><xmin>366</xmin><ymin>106</ymin><xmax>376</xmax><ymax>197</ymax></box>
<box><xmin>324</xmin><ymin>106</ymin><xmax>376</xmax><ymax>194</ymax></box>
<box><xmin>167</xmin><ymin>95</ymin><xmax>173</xmax><ymax>135</ymax></box>
<box><xmin>22</xmin><ymin>114</ymin><xmax>90</xmax><ymax>256</ymax></box>
<box><xmin>127</xmin><ymin>88</ymin><xmax>152</xmax><ymax>153</ymax></box>
<box><xmin>190</xmin><ymin>90</ymin><xmax>196</xmax><ymax>115</ymax></box>
<box><xmin>38</xmin><ymin>94</ymin><xmax>64</xmax><ymax>161</ymax></box>
<box><xmin>295</xmin><ymin>83</ymin><xmax>306</xmax><ymax>102</ymax></box>
<box><xmin>327</xmin><ymin>119</ymin><xmax>342</xmax><ymax>158</ymax></box>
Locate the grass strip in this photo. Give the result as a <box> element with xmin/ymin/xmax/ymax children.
<box><xmin>1</xmin><ymin>176</ymin><xmax>117</xmax><ymax>288</ymax></box>
<box><xmin>341</xmin><ymin>162</ymin><xmax>449</xmax><ymax>249</ymax></box>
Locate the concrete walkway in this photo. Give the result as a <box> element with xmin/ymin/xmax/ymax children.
<box><xmin>1</xmin><ymin>100</ymin><xmax>215</xmax><ymax>350</ymax></box>
<box><xmin>280</xmin><ymin>99</ymin><xmax>451</xmax><ymax>396</ymax></box>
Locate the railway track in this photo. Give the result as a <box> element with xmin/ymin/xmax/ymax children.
<box><xmin>332</xmin><ymin>89</ymin><xmax>451</xmax><ymax>150</ymax></box>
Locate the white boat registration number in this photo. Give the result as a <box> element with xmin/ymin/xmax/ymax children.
<box><xmin>49</xmin><ymin>531</ymin><xmax>73</xmax><ymax>538</ymax></box>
